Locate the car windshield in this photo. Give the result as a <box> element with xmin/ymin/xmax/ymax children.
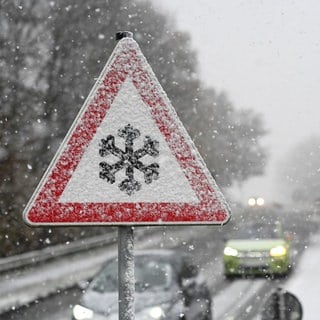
<box><xmin>90</xmin><ymin>256</ymin><xmax>173</xmax><ymax>293</ymax></box>
<box><xmin>135</xmin><ymin>257</ymin><xmax>173</xmax><ymax>291</ymax></box>
<box><xmin>234</xmin><ymin>224</ymin><xmax>282</xmax><ymax>240</ymax></box>
<box><xmin>89</xmin><ymin>259</ymin><xmax>118</xmax><ymax>293</ymax></box>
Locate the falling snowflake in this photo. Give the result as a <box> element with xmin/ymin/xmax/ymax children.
<box><xmin>99</xmin><ymin>124</ymin><xmax>159</xmax><ymax>195</ymax></box>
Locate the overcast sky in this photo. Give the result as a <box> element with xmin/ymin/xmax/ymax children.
<box><xmin>154</xmin><ymin>0</ymin><xmax>320</xmax><ymax>205</ymax></box>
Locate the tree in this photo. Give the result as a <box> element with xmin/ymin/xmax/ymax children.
<box><xmin>0</xmin><ymin>0</ymin><xmax>51</xmax><ymax>255</ymax></box>
<box><xmin>193</xmin><ymin>88</ymin><xmax>267</xmax><ymax>187</ymax></box>
<box><xmin>278</xmin><ymin>135</ymin><xmax>320</xmax><ymax>207</ymax></box>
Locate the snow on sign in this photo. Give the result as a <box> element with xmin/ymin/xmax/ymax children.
<box><xmin>23</xmin><ymin>36</ymin><xmax>230</xmax><ymax>226</ymax></box>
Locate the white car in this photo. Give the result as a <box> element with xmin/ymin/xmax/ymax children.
<box><xmin>72</xmin><ymin>250</ymin><xmax>212</xmax><ymax>320</ymax></box>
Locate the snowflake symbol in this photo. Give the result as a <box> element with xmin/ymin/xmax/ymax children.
<box><xmin>99</xmin><ymin>124</ymin><xmax>159</xmax><ymax>195</ymax></box>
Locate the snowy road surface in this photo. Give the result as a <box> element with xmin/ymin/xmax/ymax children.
<box><xmin>284</xmin><ymin>232</ymin><xmax>320</xmax><ymax>320</ymax></box>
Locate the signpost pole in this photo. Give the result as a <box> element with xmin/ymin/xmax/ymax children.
<box><xmin>118</xmin><ymin>226</ymin><xmax>135</xmax><ymax>320</ymax></box>
<box><xmin>115</xmin><ymin>30</ymin><xmax>136</xmax><ymax>320</ymax></box>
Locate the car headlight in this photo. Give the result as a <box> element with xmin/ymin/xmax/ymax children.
<box><xmin>149</xmin><ymin>306</ymin><xmax>165</xmax><ymax>319</ymax></box>
<box><xmin>270</xmin><ymin>245</ymin><xmax>287</xmax><ymax>257</ymax></box>
<box><xmin>224</xmin><ymin>246</ymin><xmax>238</xmax><ymax>257</ymax></box>
<box><xmin>72</xmin><ymin>304</ymin><xmax>94</xmax><ymax>320</ymax></box>
<box><xmin>136</xmin><ymin>306</ymin><xmax>165</xmax><ymax>320</ymax></box>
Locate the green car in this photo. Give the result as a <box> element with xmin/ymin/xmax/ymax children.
<box><xmin>223</xmin><ymin>221</ymin><xmax>292</xmax><ymax>278</ymax></box>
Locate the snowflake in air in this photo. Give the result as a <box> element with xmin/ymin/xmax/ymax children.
<box><xmin>99</xmin><ymin>124</ymin><xmax>159</xmax><ymax>195</ymax></box>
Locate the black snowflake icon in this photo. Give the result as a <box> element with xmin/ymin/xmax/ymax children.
<box><xmin>99</xmin><ymin>124</ymin><xmax>159</xmax><ymax>195</ymax></box>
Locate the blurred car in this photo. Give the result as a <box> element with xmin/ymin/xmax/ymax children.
<box><xmin>223</xmin><ymin>221</ymin><xmax>292</xmax><ymax>278</ymax></box>
<box><xmin>72</xmin><ymin>249</ymin><xmax>212</xmax><ymax>320</ymax></box>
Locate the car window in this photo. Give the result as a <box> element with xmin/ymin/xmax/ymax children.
<box><xmin>90</xmin><ymin>260</ymin><xmax>118</xmax><ymax>293</ymax></box>
<box><xmin>90</xmin><ymin>257</ymin><xmax>173</xmax><ymax>293</ymax></box>
<box><xmin>135</xmin><ymin>258</ymin><xmax>173</xmax><ymax>292</ymax></box>
<box><xmin>234</xmin><ymin>224</ymin><xmax>282</xmax><ymax>240</ymax></box>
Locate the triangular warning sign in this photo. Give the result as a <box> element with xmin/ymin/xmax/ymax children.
<box><xmin>23</xmin><ymin>36</ymin><xmax>230</xmax><ymax>226</ymax></box>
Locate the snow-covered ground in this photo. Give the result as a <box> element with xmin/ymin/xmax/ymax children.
<box><xmin>284</xmin><ymin>231</ymin><xmax>320</xmax><ymax>320</ymax></box>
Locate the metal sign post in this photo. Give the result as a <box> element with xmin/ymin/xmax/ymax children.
<box><xmin>118</xmin><ymin>226</ymin><xmax>135</xmax><ymax>320</ymax></box>
<box><xmin>115</xmin><ymin>32</ymin><xmax>135</xmax><ymax>320</ymax></box>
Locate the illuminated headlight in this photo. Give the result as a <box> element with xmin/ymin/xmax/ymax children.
<box><xmin>270</xmin><ymin>245</ymin><xmax>287</xmax><ymax>257</ymax></box>
<box><xmin>72</xmin><ymin>304</ymin><xmax>94</xmax><ymax>320</ymax></box>
<box><xmin>149</xmin><ymin>306</ymin><xmax>165</xmax><ymax>319</ymax></box>
<box><xmin>224</xmin><ymin>246</ymin><xmax>238</xmax><ymax>257</ymax></box>
<box><xmin>137</xmin><ymin>306</ymin><xmax>165</xmax><ymax>319</ymax></box>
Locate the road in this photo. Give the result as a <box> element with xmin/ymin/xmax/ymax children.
<box><xmin>1</xmin><ymin>276</ymin><xmax>287</xmax><ymax>320</ymax></box>
<box><xmin>1</xmin><ymin>210</ymin><xmax>315</xmax><ymax>320</ymax></box>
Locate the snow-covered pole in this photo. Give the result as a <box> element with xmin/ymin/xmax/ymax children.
<box><xmin>118</xmin><ymin>225</ymin><xmax>135</xmax><ymax>320</ymax></box>
<box><xmin>116</xmin><ymin>31</ymin><xmax>135</xmax><ymax>320</ymax></box>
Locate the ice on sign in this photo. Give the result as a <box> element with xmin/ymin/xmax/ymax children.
<box><xmin>23</xmin><ymin>36</ymin><xmax>230</xmax><ymax>226</ymax></box>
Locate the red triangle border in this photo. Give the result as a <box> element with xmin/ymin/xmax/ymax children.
<box><xmin>24</xmin><ymin>38</ymin><xmax>230</xmax><ymax>225</ymax></box>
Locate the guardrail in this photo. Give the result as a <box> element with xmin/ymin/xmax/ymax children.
<box><xmin>0</xmin><ymin>226</ymin><xmax>158</xmax><ymax>274</ymax></box>
<box><xmin>0</xmin><ymin>230</ymin><xmax>118</xmax><ymax>273</ymax></box>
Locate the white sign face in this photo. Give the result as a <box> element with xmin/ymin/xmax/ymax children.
<box><xmin>60</xmin><ymin>79</ymin><xmax>198</xmax><ymax>203</ymax></box>
<box><xmin>23</xmin><ymin>37</ymin><xmax>230</xmax><ymax>226</ymax></box>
